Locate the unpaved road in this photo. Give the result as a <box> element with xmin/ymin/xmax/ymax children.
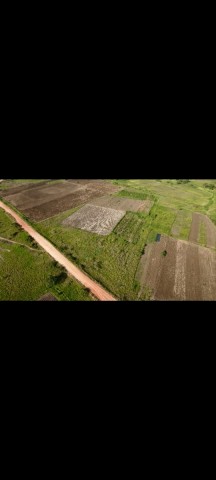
<box><xmin>0</xmin><ymin>201</ymin><xmax>116</xmax><ymax>301</ymax></box>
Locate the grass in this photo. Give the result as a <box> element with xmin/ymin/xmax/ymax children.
<box><xmin>112</xmin><ymin>179</ymin><xmax>215</xmax><ymax>217</ymax></box>
<box><xmin>0</xmin><ymin>209</ymin><xmax>92</xmax><ymax>301</ymax></box>
<box><xmin>0</xmin><ymin>208</ymin><xmax>39</xmax><ymax>248</ymax></box>
<box><xmin>171</xmin><ymin>210</ymin><xmax>192</xmax><ymax>240</ymax></box>
<box><xmin>33</xmin><ymin>204</ymin><xmax>180</xmax><ymax>300</ymax></box>
<box><xmin>198</xmin><ymin>221</ymin><xmax>207</xmax><ymax>246</ymax></box>
<box><xmin>30</xmin><ymin>179</ymin><xmax>216</xmax><ymax>300</ymax></box>
<box><xmin>116</xmin><ymin>189</ymin><xmax>156</xmax><ymax>202</ymax></box>
<box><xmin>35</xmin><ymin>211</ymin><xmax>149</xmax><ymax>300</ymax></box>
<box><xmin>1</xmin><ymin>179</ymin><xmax>215</xmax><ymax>300</ymax></box>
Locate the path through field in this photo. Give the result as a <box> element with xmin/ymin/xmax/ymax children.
<box><xmin>0</xmin><ymin>201</ymin><xmax>116</xmax><ymax>301</ymax></box>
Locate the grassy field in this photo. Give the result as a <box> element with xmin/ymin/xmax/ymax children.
<box><xmin>34</xmin><ymin>204</ymin><xmax>180</xmax><ymax>300</ymax></box>
<box><xmin>0</xmin><ymin>209</ymin><xmax>92</xmax><ymax>301</ymax></box>
<box><xmin>113</xmin><ymin>179</ymin><xmax>216</xmax><ymax>219</ymax></box>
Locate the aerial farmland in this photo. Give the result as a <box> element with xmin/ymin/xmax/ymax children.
<box><xmin>0</xmin><ymin>179</ymin><xmax>216</xmax><ymax>301</ymax></box>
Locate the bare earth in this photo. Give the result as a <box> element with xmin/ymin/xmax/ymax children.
<box><xmin>89</xmin><ymin>196</ymin><xmax>153</xmax><ymax>213</ymax></box>
<box><xmin>0</xmin><ymin>201</ymin><xmax>116</xmax><ymax>301</ymax></box>
<box><xmin>189</xmin><ymin>212</ymin><xmax>216</xmax><ymax>248</ymax></box>
<box><xmin>137</xmin><ymin>235</ymin><xmax>216</xmax><ymax>300</ymax></box>
<box><xmin>2</xmin><ymin>180</ymin><xmax>120</xmax><ymax>221</ymax></box>
<box><xmin>63</xmin><ymin>204</ymin><xmax>125</xmax><ymax>235</ymax></box>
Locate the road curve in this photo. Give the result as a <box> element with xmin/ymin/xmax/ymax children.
<box><xmin>0</xmin><ymin>200</ymin><xmax>116</xmax><ymax>301</ymax></box>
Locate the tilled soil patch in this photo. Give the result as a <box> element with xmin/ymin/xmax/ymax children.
<box><xmin>137</xmin><ymin>235</ymin><xmax>216</xmax><ymax>300</ymax></box>
<box><xmin>89</xmin><ymin>195</ymin><xmax>153</xmax><ymax>213</ymax></box>
<box><xmin>62</xmin><ymin>204</ymin><xmax>125</xmax><ymax>235</ymax></box>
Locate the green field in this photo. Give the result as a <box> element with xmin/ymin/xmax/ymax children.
<box><xmin>113</xmin><ymin>179</ymin><xmax>216</xmax><ymax>218</ymax></box>
<box><xmin>0</xmin><ymin>209</ymin><xmax>92</xmax><ymax>301</ymax></box>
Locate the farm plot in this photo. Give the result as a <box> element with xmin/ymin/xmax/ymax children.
<box><xmin>62</xmin><ymin>204</ymin><xmax>125</xmax><ymax>235</ymax></box>
<box><xmin>171</xmin><ymin>210</ymin><xmax>192</xmax><ymax>239</ymax></box>
<box><xmin>189</xmin><ymin>213</ymin><xmax>216</xmax><ymax>248</ymax></box>
<box><xmin>0</xmin><ymin>180</ymin><xmax>51</xmax><ymax>196</ymax></box>
<box><xmin>3</xmin><ymin>180</ymin><xmax>120</xmax><ymax>221</ymax></box>
<box><xmin>89</xmin><ymin>195</ymin><xmax>153</xmax><ymax>213</ymax></box>
<box><xmin>136</xmin><ymin>235</ymin><xmax>216</xmax><ymax>300</ymax></box>
<box><xmin>4</xmin><ymin>180</ymin><xmax>84</xmax><ymax>210</ymax></box>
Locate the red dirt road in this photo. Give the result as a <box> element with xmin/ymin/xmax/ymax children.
<box><xmin>0</xmin><ymin>201</ymin><xmax>116</xmax><ymax>301</ymax></box>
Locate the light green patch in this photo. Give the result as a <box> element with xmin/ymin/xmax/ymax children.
<box><xmin>198</xmin><ymin>221</ymin><xmax>207</xmax><ymax>246</ymax></box>
<box><xmin>0</xmin><ymin>208</ymin><xmax>92</xmax><ymax>301</ymax></box>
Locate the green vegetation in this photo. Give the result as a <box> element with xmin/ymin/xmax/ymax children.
<box><xmin>112</xmin><ymin>179</ymin><xmax>216</xmax><ymax>218</ymax></box>
<box><xmin>29</xmin><ymin>179</ymin><xmax>215</xmax><ymax>300</ymax></box>
<box><xmin>0</xmin><ymin>208</ymin><xmax>39</xmax><ymax>248</ymax></box>
<box><xmin>0</xmin><ymin>209</ymin><xmax>92</xmax><ymax>301</ymax></box>
<box><xmin>1</xmin><ymin>179</ymin><xmax>215</xmax><ymax>301</ymax></box>
<box><xmin>33</xmin><ymin>204</ymin><xmax>178</xmax><ymax>300</ymax></box>
<box><xmin>117</xmin><ymin>189</ymin><xmax>156</xmax><ymax>202</ymax></box>
<box><xmin>198</xmin><ymin>221</ymin><xmax>207</xmax><ymax>246</ymax></box>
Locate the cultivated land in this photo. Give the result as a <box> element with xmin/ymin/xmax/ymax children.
<box><xmin>136</xmin><ymin>235</ymin><xmax>216</xmax><ymax>301</ymax></box>
<box><xmin>0</xmin><ymin>179</ymin><xmax>216</xmax><ymax>301</ymax></box>
<box><xmin>1</xmin><ymin>180</ymin><xmax>119</xmax><ymax>221</ymax></box>
<box><xmin>63</xmin><ymin>204</ymin><xmax>125</xmax><ymax>235</ymax></box>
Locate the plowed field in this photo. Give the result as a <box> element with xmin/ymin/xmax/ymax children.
<box><xmin>137</xmin><ymin>235</ymin><xmax>216</xmax><ymax>300</ymax></box>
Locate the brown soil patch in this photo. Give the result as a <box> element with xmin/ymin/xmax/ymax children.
<box><xmin>0</xmin><ymin>181</ymin><xmax>50</xmax><ymax>196</ymax></box>
<box><xmin>189</xmin><ymin>213</ymin><xmax>203</xmax><ymax>243</ymax></box>
<box><xmin>4</xmin><ymin>181</ymin><xmax>84</xmax><ymax>210</ymax></box>
<box><xmin>189</xmin><ymin>213</ymin><xmax>216</xmax><ymax>248</ymax></box>
<box><xmin>137</xmin><ymin>235</ymin><xmax>216</xmax><ymax>300</ymax></box>
<box><xmin>63</xmin><ymin>204</ymin><xmax>125</xmax><ymax>235</ymax></box>
<box><xmin>38</xmin><ymin>293</ymin><xmax>58</xmax><ymax>301</ymax></box>
<box><xmin>89</xmin><ymin>195</ymin><xmax>153</xmax><ymax>213</ymax></box>
<box><xmin>3</xmin><ymin>180</ymin><xmax>120</xmax><ymax>221</ymax></box>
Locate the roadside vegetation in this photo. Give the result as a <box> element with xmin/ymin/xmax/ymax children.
<box><xmin>0</xmin><ymin>209</ymin><xmax>92</xmax><ymax>301</ymax></box>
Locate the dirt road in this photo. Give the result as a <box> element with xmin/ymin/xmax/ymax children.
<box><xmin>0</xmin><ymin>200</ymin><xmax>116</xmax><ymax>301</ymax></box>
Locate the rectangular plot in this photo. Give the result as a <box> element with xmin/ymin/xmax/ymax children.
<box><xmin>62</xmin><ymin>204</ymin><xmax>125</xmax><ymax>235</ymax></box>
<box><xmin>90</xmin><ymin>196</ymin><xmax>153</xmax><ymax>213</ymax></box>
<box><xmin>137</xmin><ymin>235</ymin><xmax>216</xmax><ymax>300</ymax></box>
<box><xmin>5</xmin><ymin>181</ymin><xmax>84</xmax><ymax>210</ymax></box>
<box><xmin>171</xmin><ymin>210</ymin><xmax>192</xmax><ymax>238</ymax></box>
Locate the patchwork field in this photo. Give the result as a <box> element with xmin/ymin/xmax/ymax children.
<box><xmin>1</xmin><ymin>179</ymin><xmax>120</xmax><ymax>221</ymax></box>
<box><xmin>63</xmin><ymin>204</ymin><xmax>125</xmax><ymax>235</ymax></box>
<box><xmin>136</xmin><ymin>235</ymin><xmax>216</xmax><ymax>301</ymax></box>
<box><xmin>1</xmin><ymin>179</ymin><xmax>216</xmax><ymax>301</ymax></box>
